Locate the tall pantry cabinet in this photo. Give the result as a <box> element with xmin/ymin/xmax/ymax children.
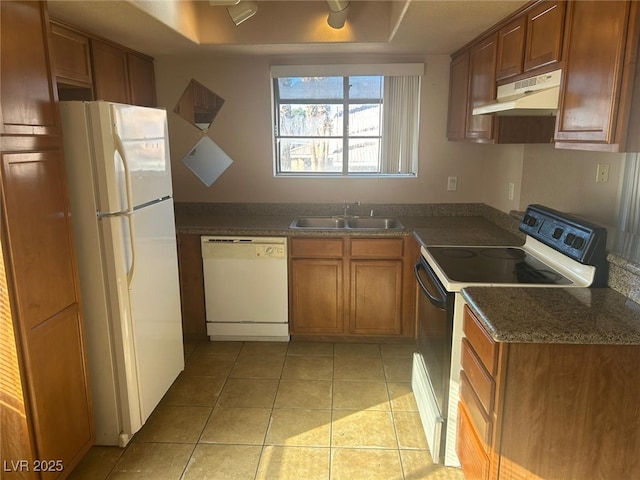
<box><xmin>1</xmin><ymin>1</ymin><xmax>94</xmax><ymax>478</ymax></box>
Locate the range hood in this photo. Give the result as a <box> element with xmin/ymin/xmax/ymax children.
<box><xmin>473</xmin><ymin>69</ymin><xmax>562</xmax><ymax>116</ymax></box>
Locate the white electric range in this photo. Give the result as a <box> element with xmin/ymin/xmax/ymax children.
<box><xmin>412</xmin><ymin>204</ymin><xmax>608</xmax><ymax>466</ymax></box>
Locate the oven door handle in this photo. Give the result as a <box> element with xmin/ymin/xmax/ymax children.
<box><xmin>415</xmin><ymin>257</ymin><xmax>448</xmax><ymax>310</ymax></box>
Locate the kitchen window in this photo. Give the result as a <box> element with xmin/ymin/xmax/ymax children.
<box><xmin>271</xmin><ymin>64</ymin><xmax>423</xmax><ymax>177</ymax></box>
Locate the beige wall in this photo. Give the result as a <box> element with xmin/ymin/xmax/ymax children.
<box><xmin>519</xmin><ymin>145</ymin><xmax>624</xmax><ymax>226</ymax></box>
<box><xmin>155</xmin><ymin>52</ymin><xmax>625</xmax><ymax>227</ymax></box>
<box><xmin>155</xmin><ymin>53</ymin><xmax>490</xmax><ymax>204</ymax></box>
<box><xmin>480</xmin><ymin>142</ymin><xmax>625</xmax><ymax>228</ymax></box>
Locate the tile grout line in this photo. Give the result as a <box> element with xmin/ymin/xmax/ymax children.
<box><xmin>180</xmin><ymin>340</ymin><xmax>243</xmax><ymax>480</ymax></box>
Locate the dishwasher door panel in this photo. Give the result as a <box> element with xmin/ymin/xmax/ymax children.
<box><xmin>201</xmin><ymin>236</ymin><xmax>289</xmax><ymax>341</ymax></box>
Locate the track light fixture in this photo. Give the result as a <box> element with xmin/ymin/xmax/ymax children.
<box><xmin>327</xmin><ymin>0</ymin><xmax>350</xmax><ymax>29</ymax></box>
<box><xmin>227</xmin><ymin>1</ymin><xmax>258</xmax><ymax>25</ymax></box>
<box><xmin>209</xmin><ymin>0</ymin><xmax>258</xmax><ymax>26</ymax></box>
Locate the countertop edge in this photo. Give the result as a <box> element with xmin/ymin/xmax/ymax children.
<box><xmin>461</xmin><ymin>287</ymin><xmax>640</xmax><ymax>346</ymax></box>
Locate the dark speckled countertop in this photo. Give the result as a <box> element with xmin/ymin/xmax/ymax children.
<box><xmin>462</xmin><ymin>287</ymin><xmax>640</xmax><ymax>345</ymax></box>
<box><xmin>174</xmin><ymin>203</ymin><xmax>523</xmax><ymax>246</ymax></box>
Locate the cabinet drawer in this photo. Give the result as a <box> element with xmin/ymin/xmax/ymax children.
<box><xmin>463</xmin><ymin>305</ymin><xmax>498</xmax><ymax>376</ymax></box>
<box><xmin>461</xmin><ymin>338</ymin><xmax>495</xmax><ymax>414</ymax></box>
<box><xmin>350</xmin><ymin>238</ymin><xmax>404</xmax><ymax>258</ymax></box>
<box><xmin>457</xmin><ymin>400</ymin><xmax>490</xmax><ymax>480</ymax></box>
<box><xmin>290</xmin><ymin>238</ymin><xmax>343</xmax><ymax>257</ymax></box>
<box><xmin>460</xmin><ymin>371</ymin><xmax>492</xmax><ymax>449</ymax></box>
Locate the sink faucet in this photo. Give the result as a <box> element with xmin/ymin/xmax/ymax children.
<box><xmin>343</xmin><ymin>200</ymin><xmax>350</xmax><ymax>217</ymax></box>
<box><xmin>343</xmin><ymin>200</ymin><xmax>363</xmax><ymax>217</ymax></box>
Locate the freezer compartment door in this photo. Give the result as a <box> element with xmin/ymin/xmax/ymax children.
<box><xmin>89</xmin><ymin>102</ymin><xmax>174</xmax><ymax>214</ymax></box>
<box><xmin>111</xmin><ymin>103</ymin><xmax>173</xmax><ymax>205</ymax></box>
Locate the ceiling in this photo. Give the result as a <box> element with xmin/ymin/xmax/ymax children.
<box><xmin>48</xmin><ymin>0</ymin><xmax>529</xmax><ymax>57</ymax></box>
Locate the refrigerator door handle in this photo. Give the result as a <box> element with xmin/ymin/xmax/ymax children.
<box><xmin>112</xmin><ymin>111</ymin><xmax>135</xmax><ymax>216</ymax></box>
<box><xmin>123</xmin><ymin>212</ymin><xmax>136</xmax><ymax>286</ymax></box>
<box><xmin>113</xmin><ymin>125</ymin><xmax>137</xmax><ymax>286</ymax></box>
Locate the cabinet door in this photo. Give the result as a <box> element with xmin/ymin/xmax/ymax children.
<box><xmin>524</xmin><ymin>0</ymin><xmax>566</xmax><ymax>72</ymax></box>
<box><xmin>496</xmin><ymin>16</ymin><xmax>526</xmax><ymax>81</ymax></box>
<box><xmin>290</xmin><ymin>258</ymin><xmax>344</xmax><ymax>334</ymax></box>
<box><xmin>555</xmin><ymin>1</ymin><xmax>631</xmax><ymax>144</ymax></box>
<box><xmin>1</xmin><ymin>149</ymin><xmax>94</xmax><ymax>476</ymax></box>
<box><xmin>0</xmin><ymin>0</ymin><xmax>58</xmax><ymax>137</ymax></box>
<box><xmin>349</xmin><ymin>260</ymin><xmax>402</xmax><ymax>335</ymax></box>
<box><xmin>127</xmin><ymin>52</ymin><xmax>157</xmax><ymax>107</ymax></box>
<box><xmin>447</xmin><ymin>51</ymin><xmax>470</xmax><ymax>140</ymax></box>
<box><xmin>466</xmin><ymin>34</ymin><xmax>497</xmax><ymax>141</ymax></box>
<box><xmin>50</xmin><ymin>22</ymin><xmax>92</xmax><ymax>86</ymax></box>
<box><xmin>91</xmin><ymin>38</ymin><xmax>130</xmax><ymax>103</ymax></box>
<box><xmin>2</xmin><ymin>151</ymin><xmax>78</xmax><ymax>323</ymax></box>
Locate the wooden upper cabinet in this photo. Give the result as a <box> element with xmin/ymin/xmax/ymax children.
<box><xmin>127</xmin><ymin>52</ymin><xmax>157</xmax><ymax>107</ymax></box>
<box><xmin>447</xmin><ymin>51</ymin><xmax>470</xmax><ymax>140</ymax></box>
<box><xmin>496</xmin><ymin>16</ymin><xmax>526</xmax><ymax>81</ymax></box>
<box><xmin>91</xmin><ymin>38</ymin><xmax>130</xmax><ymax>104</ymax></box>
<box><xmin>0</xmin><ymin>0</ymin><xmax>58</xmax><ymax>137</ymax></box>
<box><xmin>523</xmin><ymin>0</ymin><xmax>566</xmax><ymax>72</ymax></box>
<box><xmin>496</xmin><ymin>1</ymin><xmax>565</xmax><ymax>81</ymax></box>
<box><xmin>466</xmin><ymin>34</ymin><xmax>498</xmax><ymax>141</ymax></box>
<box><xmin>50</xmin><ymin>22</ymin><xmax>92</xmax><ymax>87</ymax></box>
<box><xmin>555</xmin><ymin>0</ymin><xmax>640</xmax><ymax>150</ymax></box>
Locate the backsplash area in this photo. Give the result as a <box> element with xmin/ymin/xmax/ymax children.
<box><xmin>607</xmin><ymin>253</ymin><xmax>640</xmax><ymax>305</ymax></box>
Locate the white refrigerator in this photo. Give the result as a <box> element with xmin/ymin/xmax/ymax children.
<box><xmin>59</xmin><ymin>101</ymin><xmax>184</xmax><ymax>447</ymax></box>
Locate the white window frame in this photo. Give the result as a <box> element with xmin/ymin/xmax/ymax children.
<box><xmin>270</xmin><ymin>64</ymin><xmax>423</xmax><ymax>178</ymax></box>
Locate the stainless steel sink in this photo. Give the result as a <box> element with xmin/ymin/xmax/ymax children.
<box><xmin>290</xmin><ymin>216</ymin><xmax>346</xmax><ymax>229</ymax></box>
<box><xmin>290</xmin><ymin>216</ymin><xmax>404</xmax><ymax>230</ymax></box>
<box><xmin>346</xmin><ymin>217</ymin><xmax>403</xmax><ymax>230</ymax></box>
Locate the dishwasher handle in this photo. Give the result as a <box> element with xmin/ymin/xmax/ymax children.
<box><xmin>415</xmin><ymin>257</ymin><xmax>448</xmax><ymax>310</ymax></box>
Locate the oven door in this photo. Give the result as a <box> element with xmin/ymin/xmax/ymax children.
<box><xmin>412</xmin><ymin>255</ymin><xmax>454</xmax><ymax>463</ymax></box>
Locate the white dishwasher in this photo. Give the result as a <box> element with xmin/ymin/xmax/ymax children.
<box><xmin>201</xmin><ymin>236</ymin><xmax>289</xmax><ymax>341</ymax></box>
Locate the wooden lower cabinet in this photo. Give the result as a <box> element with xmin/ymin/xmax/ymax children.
<box><xmin>289</xmin><ymin>236</ymin><xmax>416</xmax><ymax>339</ymax></box>
<box><xmin>458</xmin><ymin>305</ymin><xmax>640</xmax><ymax>479</ymax></box>
<box><xmin>290</xmin><ymin>258</ymin><xmax>344</xmax><ymax>334</ymax></box>
<box><xmin>457</xmin><ymin>400</ymin><xmax>490</xmax><ymax>480</ymax></box>
<box><xmin>176</xmin><ymin>233</ymin><xmax>207</xmax><ymax>340</ymax></box>
<box><xmin>350</xmin><ymin>260</ymin><xmax>402</xmax><ymax>335</ymax></box>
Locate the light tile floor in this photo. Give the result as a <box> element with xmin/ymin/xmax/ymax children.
<box><xmin>69</xmin><ymin>341</ymin><xmax>465</xmax><ymax>480</ymax></box>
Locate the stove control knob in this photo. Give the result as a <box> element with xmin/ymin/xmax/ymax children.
<box><xmin>524</xmin><ymin>215</ymin><xmax>537</xmax><ymax>227</ymax></box>
<box><xmin>564</xmin><ymin>233</ymin><xmax>576</xmax><ymax>245</ymax></box>
<box><xmin>552</xmin><ymin>227</ymin><xmax>564</xmax><ymax>239</ymax></box>
<box><xmin>572</xmin><ymin>236</ymin><xmax>585</xmax><ymax>250</ymax></box>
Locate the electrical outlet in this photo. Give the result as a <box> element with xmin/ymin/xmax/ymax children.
<box><xmin>596</xmin><ymin>164</ymin><xmax>610</xmax><ymax>183</ymax></box>
<box><xmin>447</xmin><ymin>176</ymin><xmax>457</xmax><ymax>191</ymax></box>
<box><xmin>508</xmin><ymin>182</ymin><xmax>515</xmax><ymax>201</ymax></box>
